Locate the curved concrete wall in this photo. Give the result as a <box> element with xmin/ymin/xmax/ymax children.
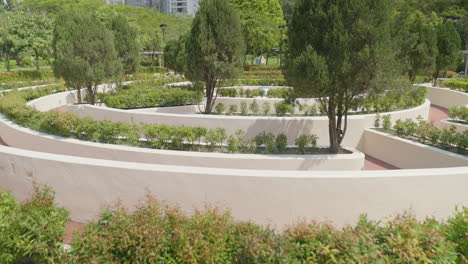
<box><xmin>0</xmin><ymin>114</ymin><xmax>364</xmax><ymax>171</ymax></box>
<box><xmin>1</xmin><ymin>145</ymin><xmax>467</xmax><ymax>228</ymax></box>
<box><xmin>440</xmin><ymin>119</ymin><xmax>468</xmax><ymax>132</ymax></box>
<box><xmin>63</xmin><ymin>99</ymin><xmax>430</xmax><ymax>147</ymax></box>
<box><xmin>422</xmin><ymin>83</ymin><xmax>468</xmax><ymax>108</ymax></box>
<box><xmin>358</xmin><ymin>129</ymin><xmax>468</xmax><ymax>169</ymax></box>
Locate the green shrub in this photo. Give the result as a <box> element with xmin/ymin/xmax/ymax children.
<box><xmin>275</xmin><ymin>133</ymin><xmax>288</xmax><ymax>153</ymax></box>
<box><xmin>0</xmin><ymin>184</ymin><xmax>69</xmax><ymax>264</ymax></box>
<box><xmin>382</xmin><ymin>114</ymin><xmax>392</xmax><ymax>130</ymax></box>
<box><xmin>227</xmin><ymin>129</ymin><xmax>245</xmax><ymax>153</ymax></box>
<box><xmin>374</xmin><ymin>113</ymin><xmax>381</xmax><ymax>128</ymax></box>
<box><xmin>267</xmin><ymin>88</ymin><xmax>291</xmax><ymax>98</ymax></box>
<box><xmin>240</xmin><ymin>101</ymin><xmax>248</xmax><ymax>116</ymax></box>
<box><xmin>295</xmin><ymin>135</ymin><xmax>318</xmax><ymax>154</ymax></box>
<box><xmin>250</xmin><ymin>100</ymin><xmax>259</xmax><ymax>115</ymax></box>
<box><xmin>442</xmin><ymin>79</ymin><xmax>468</xmax><ymax>93</ymax></box>
<box><xmin>218</xmin><ymin>88</ymin><xmax>237</xmax><ymax>97</ymax></box>
<box><xmin>262</xmin><ymin>102</ymin><xmax>271</xmax><ymax>115</ymax></box>
<box><xmin>444</xmin><ymin>206</ymin><xmax>468</xmax><ymax>263</ymax></box>
<box><xmin>215</xmin><ymin>103</ymin><xmax>226</xmax><ymax>114</ymax></box>
<box><xmin>275</xmin><ymin>101</ymin><xmax>293</xmax><ymax>116</ymax></box>
<box><xmin>228</xmin><ymin>104</ymin><xmax>238</xmax><ymax>115</ymax></box>
<box><xmin>449</xmin><ymin>106</ymin><xmax>468</xmax><ymax>124</ymax></box>
<box><xmin>206</xmin><ymin>127</ymin><xmax>227</xmax><ymax>149</ymax></box>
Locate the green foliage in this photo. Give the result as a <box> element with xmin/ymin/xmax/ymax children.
<box><xmin>0</xmin><ymin>183</ymin><xmax>69</xmax><ymax>264</ymax></box>
<box><xmin>442</xmin><ymin>79</ymin><xmax>468</xmax><ymax>93</ymax></box>
<box><xmin>444</xmin><ymin>206</ymin><xmax>468</xmax><ymax>263</ymax></box>
<box><xmin>53</xmin><ymin>8</ymin><xmax>122</xmax><ymax>104</ymax></box>
<box><xmin>285</xmin><ymin>0</ymin><xmax>394</xmax><ymax>152</ymax></box>
<box><xmin>382</xmin><ymin>114</ymin><xmax>392</xmax><ymax>130</ymax></box>
<box><xmin>449</xmin><ymin>106</ymin><xmax>468</xmax><ymax>124</ymax></box>
<box><xmin>240</xmin><ymin>101</ymin><xmax>248</xmax><ymax>116</ymax></box>
<box><xmin>274</xmin><ymin>101</ymin><xmax>294</xmax><ymax>116</ymax></box>
<box><xmin>275</xmin><ymin>133</ymin><xmax>288</xmax><ymax>153</ymax></box>
<box><xmin>228</xmin><ymin>104</ymin><xmax>238</xmax><ymax>115</ymax></box>
<box><xmin>433</xmin><ymin>21</ymin><xmax>461</xmax><ymax>81</ymax></box>
<box><xmin>206</xmin><ymin>127</ymin><xmax>228</xmax><ymax>149</ymax></box>
<box><xmin>294</xmin><ymin>135</ymin><xmax>318</xmax><ymax>154</ymax></box>
<box><xmin>99</xmin><ymin>86</ymin><xmax>198</xmax><ymax>109</ymax></box>
<box><xmin>262</xmin><ymin>101</ymin><xmax>271</xmax><ymax>115</ymax></box>
<box><xmin>164</xmin><ymin>34</ymin><xmax>189</xmax><ymax>73</ymax></box>
<box><xmin>186</xmin><ymin>0</ymin><xmax>246</xmax><ymax>113</ymax></box>
<box><xmin>249</xmin><ymin>100</ymin><xmax>260</xmax><ymax>115</ymax></box>
<box><xmin>227</xmin><ymin>129</ymin><xmax>245</xmax><ymax>153</ymax></box>
<box><xmin>391</xmin><ymin>118</ymin><xmax>467</xmax><ymax>154</ymax></box>
<box><xmin>228</xmin><ymin>0</ymin><xmax>285</xmax><ymax>57</ymax></box>
<box><xmin>215</xmin><ymin>103</ymin><xmax>226</xmax><ymax>114</ymax></box>
<box><xmin>374</xmin><ymin>113</ymin><xmax>381</xmax><ymax>128</ymax></box>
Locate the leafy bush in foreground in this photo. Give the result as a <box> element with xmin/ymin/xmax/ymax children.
<box><xmin>1</xmin><ymin>185</ymin><xmax>466</xmax><ymax>263</ymax></box>
<box><xmin>449</xmin><ymin>106</ymin><xmax>468</xmax><ymax>124</ymax></box>
<box><xmin>63</xmin><ymin>197</ymin><xmax>467</xmax><ymax>264</ymax></box>
<box><xmin>0</xmin><ymin>184</ymin><xmax>69</xmax><ymax>264</ymax></box>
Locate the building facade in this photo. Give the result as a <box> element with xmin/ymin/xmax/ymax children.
<box><xmin>104</xmin><ymin>0</ymin><xmax>199</xmax><ymax>15</ymax></box>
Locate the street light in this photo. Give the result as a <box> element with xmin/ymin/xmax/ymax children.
<box><xmin>159</xmin><ymin>24</ymin><xmax>167</xmax><ymax>67</ymax></box>
<box><xmin>278</xmin><ymin>25</ymin><xmax>285</xmax><ymax>67</ymax></box>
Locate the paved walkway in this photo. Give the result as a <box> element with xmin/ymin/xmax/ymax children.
<box><xmin>363</xmin><ymin>154</ymin><xmax>398</xmax><ymax>170</ymax></box>
<box><xmin>429</xmin><ymin>104</ymin><xmax>449</xmax><ymax>127</ymax></box>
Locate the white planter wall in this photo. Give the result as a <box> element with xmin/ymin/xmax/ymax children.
<box><xmin>1</xmin><ymin>145</ymin><xmax>467</xmax><ymax>228</ymax></box>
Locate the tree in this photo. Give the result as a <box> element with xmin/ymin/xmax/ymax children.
<box><xmin>186</xmin><ymin>0</ymin><xmax>245</xmax><ymax>114</ymax></box>
<box><xmin>53</xmin><ymin>8</ymin><xmax>122</xmax><ymax>105</ymax></box>
<box><xmin>229</xmin><ymin>0</ymin><xmax>285</xmax><ymax>61</ymax></box>
<box><xmin>392</xmin><ymin>9</ymin><xmax>438</xmax><ymax>82</ymax></box>
<box><xmin>164</xmin><ymin>34</ymin><xmax>188</xmax><ymax>74</ymax></box>
<box><xmin>104</xmin><ymin>13</ymin><xmax>140</xmax><ymax>75</ymax></box>
<box><xmin>285</xmin><ymin>0</ymin><xmax>394</xmax><ymax>153</ymax></box>
<box><xmin>0</xmin><ymin>12</ymin><xmax>27</xmax><ymax>72</ymax></box>
<box><xmin>10</xmin><ymin>11</ymin><xmax>53</xmax><ymax>70</ymax></box>
<box><xmin>433</xmin><ymin>21</ymin><xmax>461</xmax><ymax>83</ymax></box>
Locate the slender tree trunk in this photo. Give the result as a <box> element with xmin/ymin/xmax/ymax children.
<box><xmin>87</xmin><ymin>84</ymin><xmax>96</xmax><ymax>105</ymax></box>
<box><xmin>34</xmin><ymin>49</ymin><xmax>40</xmax><ymax>71</ymax></box>
<box><xmin>6</xmin><ymin>49</ymin><xmax>10</xmax><ymax>72</ymax></box>
<box><xmin>266</xmin><ymin>52</ymin><xmax>269</xmax><ymax>65</ymax></box>
<box><xmin>327</xmin><ymin>100</ymin><xmax>340</xmax><ymax>153</ymax></box>
<box><xmin>432</xmin><ymin>68</ymin><xmax>439</xmax><ymax>86</ymax></box>
<box><xmin>76</xmin><ymin>84</ymin><xmax>82</xmax><ymax>104</ymax></box>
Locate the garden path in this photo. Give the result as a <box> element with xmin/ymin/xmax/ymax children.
<box><xmin>429</xmin><ymin>104</ymin><xmax>449</xmax><ymax>127</ymax></box>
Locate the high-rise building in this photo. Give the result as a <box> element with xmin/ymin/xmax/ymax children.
<box><xmin>104</xmin><ymin>0</ymin><xmax>199</xmax><ymax>16</ymax></box>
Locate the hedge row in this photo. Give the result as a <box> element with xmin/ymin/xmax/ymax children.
<box><xmin>449</xmin><ymin>106</ymin><xmax>468</xmax><ymax>124</ymax></box>
<box><xmin>359</xmin><ymin>86</ymin><xmax>427</xmax><ymax>113</ymax></box>
<box><xmin>0</xmin><ymin>80</ymin><xmax>52</xmax><ymax>90</ymax></box>
<box><xmin>0</xmin><ymin>87</ymin><xmax>319</xmax><ymax>154</ymax></box>
<box><xmin>442</xmin><ymin>79</ymin><xmax>468</xmax><ymax>93</ymax></box>
<box><xmin>2</xmin><ymin>185</ymin><xmax>467</xmax><ymax>264</ymax></box>
<box><xmin>217</xmin><ymin>87</ymin><xmax>291</xmax><ymax>98</ymax></box>
<box><xmin>0</xmin><ymin>70</ymin><xmax>55</xmax><ymax>82</ymax></box>
<box><xmin>99</xmin><ymin>78</ymin><xmax>197</xmax><ymax>109</ymax></box>
<box><xmin>376</xmin><ymin>117</ymin><xmax>468</xmax><ymax>155</ymax></box>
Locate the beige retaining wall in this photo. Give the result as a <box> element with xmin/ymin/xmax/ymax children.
<box><xmin>422</xmin><ymin>83</ymin><xmax>468</xmax><ymax>108</ymax></box>
<box><xmin>0</xmin><ymin>114</ymin><xmax>364</xmax><ymax>171</ymax></box>
<box><xmin>358</xmin><ymin>129</ymin><xmax>468</xmax><ymax>169</ymax></box>
<box><xmin>62</xmin><ymin>99</ymin><xmax>430</xmax><ymax>148</ymax></box>
<box><xmin>1</xmin><ymin>145</ymin><xmax>467</xmax><ymax>228</ymax></box>
<box><xmin>439</xmin><ymin>119</ymin><xmax>468</xmax><ymax>132</ymax></box>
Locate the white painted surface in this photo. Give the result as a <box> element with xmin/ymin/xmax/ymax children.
<box><xmin>0</xmin><ymin>113</ymin><xmax>364</xmax><ymax>171</ymax></box>
<box><xmin>358</xmin><ymin>129</ymin><xmax>468</xmax><ymax>169</ymax></box>
<box><xmin>421</xmin><ymin>83</ymin><xmax>468</xmax><ymax>108</ymax></box>
<box><xmin>0</xmin><ymin>145</ymin><xmax>466</xmax><ymax>228</ymax></box>
<box><xmin>440</xmin><ymin>119</ymin><xmax>468</xmax><ymax>132</ymax></box>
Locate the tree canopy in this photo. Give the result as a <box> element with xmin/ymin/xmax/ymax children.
<box><xmin>285</xmin><ymin>0</ymin><xmax>395</xmax><ymax>152</ymax></box>
<box><xmin>229</xmin><ymin>0</ymin><xmax>285</xmax><ymax>58</ymax></box>
<box><xmin>186</xmin><ymin>0</ymin><xmax>245</xmax><ymax>113</ymax></box>
<box><xmin>53</xmin><ymin>8</ymin><xmax>122</xmax><ymax>104</ymax></box>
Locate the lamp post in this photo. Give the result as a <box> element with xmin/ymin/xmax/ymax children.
<box><xmin>278</xmin><ymin>25</ymin><xmax>285</xmax><ymax>67</ymax></box>
<box><xmin>160</xmin><ymin>24</ymin><xmax>167</xmax><ymax>67</ymax></box>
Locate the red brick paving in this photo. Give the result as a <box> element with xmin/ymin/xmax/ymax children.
<box><xmin>429</xmin><ymin>104</ymin><xmax>449</xmax><ymax>127</ymax></box>
<box><xmin>363</xmin><ymin>154</ymin><xmax>399</xmax><ymax>170</ymax></box>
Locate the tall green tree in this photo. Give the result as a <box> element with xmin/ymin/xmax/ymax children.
<box><xmin>186</xmin><ymin>0</ymin><xmax>245</xmax><ymax>114</ymax></box>
<box><xmin>104</xmin><ymin>13</ymin><xmax>140</xmax><ymax>75</ymax></box>
<box><xmin>433</xmin><ymin>21</ymin><xmax>461</xmax><ymax>82</ymax></box>
<box><xmin>285</xmin><ymin>0</ymin><xmax>394</xmax><ymax>153</ymax></box>
<box><xmin>164</xmin><ymin>34</ymin><xmax>188</xmax><ymax>74</ymax></box>
<box><xmin>392</xmin><ymin>10</ymin><xmax>438</xmax><ymax>82</ymax></box>
<box><xmin>53</xmin><ymin>8</ymin><xmax>121</xmax><ymax>104</ymax></box>
<box><xmin>229</xmin><ymin>0</ymin><xmax>285</xmax><ymax>61</ymax></box>
<box><xmin>8</xmin><ymin>11</ymin><xmax>53</xmax><ymax>70</ymax></box>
